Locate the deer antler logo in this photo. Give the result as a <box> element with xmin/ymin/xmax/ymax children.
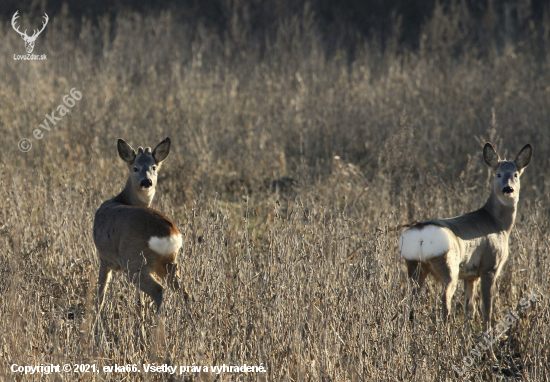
<box><xmin>12</xmin><ymin>11</ymin><xmax>49</xmax><ymax>54</ymax></box>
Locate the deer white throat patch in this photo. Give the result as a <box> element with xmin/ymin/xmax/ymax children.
<box><xmin>148</xmin><ymin>234</ymin><xmax>182</xmax><ymax>256</ymax></box>
<box><xmin>399</xmin><ymin>225</ymin><xmax>452</xmax><ymax>261</ymax></box>
<box><xmin>137</xmin><ymin>188</ymin><xmax>155</xmax><ymax>206</ymax></box>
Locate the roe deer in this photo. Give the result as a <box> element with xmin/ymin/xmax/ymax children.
<box><xmin>93</xmin><ymin>137</ymin><xmax>183</xmax><ymax>313</ymax></box>
<box><xmin>399</xmin><ymin>143</ymin><xmax>532</xmax><ymax>329</ymax></box>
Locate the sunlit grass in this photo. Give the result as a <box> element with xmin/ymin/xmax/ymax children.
<box><xmin>0</xmin><ymin>6</ymin><xmax>548</xmax><ymax>381</ymax></box>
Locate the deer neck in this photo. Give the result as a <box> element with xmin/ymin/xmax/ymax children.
<box><xmin>117</xmin><ymin>178</ymin><xmax>155</xmax><ymax>208</ymax></box>
<box><xmin>482</xmin><ymin>190</ymin><xmax>517</xmax><ymax>233</ymax></box>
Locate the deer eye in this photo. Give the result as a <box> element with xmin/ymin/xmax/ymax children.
<box><xmin>497</xmin><ymin>173</ymin><xmax>501</xmax><ymax>178</ymax></box>
<box><xmin>133</xmin><ymin>166</ymin><xmax>139</xmax><ymax>172</ymax></box>
<box><xmin>514</xmin><ymin>173</ymin><xmax>518</xmax><ymax>178</ymax></box>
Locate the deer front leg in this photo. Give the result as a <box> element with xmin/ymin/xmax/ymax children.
<box><xmin>96</xmin><ymin>258</ymin><xmax>114</xmax><ymax>312</ymax></box>
<box><xmin>480</xmin><ymin>272</ymin><xmax>496</xmax><ymax>330</ymax></box>
<box><xmin>480</xmin><ymin>271</ymin><xmax>498</xmax><ymax>360</ymax></box>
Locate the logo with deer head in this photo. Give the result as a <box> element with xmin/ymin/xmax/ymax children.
<box><xmin>11</xmin><ymin>11</ymin><xmax>49</xmax><ymax>54</ymax></box>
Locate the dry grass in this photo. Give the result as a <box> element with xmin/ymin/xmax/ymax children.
<box><xmin>0</xmin><ymin>6</ymin><xmax>549</xmax><ymax>381</ymax></box>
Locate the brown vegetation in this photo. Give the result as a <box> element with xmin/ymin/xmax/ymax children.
<box><xmin>0</xmin><ymin>4</ymin><xmax>548</xmax><ymax>381</ymax></box>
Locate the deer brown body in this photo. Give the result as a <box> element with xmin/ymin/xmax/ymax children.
<box><xmin>93</xmin><ymin>138</ymin><xmax>182</xmax><ymax>312</ymax></box>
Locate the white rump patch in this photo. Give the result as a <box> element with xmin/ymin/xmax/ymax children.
<box><xmin>148</xmin><ymin>234</ymin><xmax>182</xmax><ymax>256</ymax></box>
<box><xmin>399</xmin><ymin>225</ymin><xmax>452</xmax><ymax>261</ymax></box>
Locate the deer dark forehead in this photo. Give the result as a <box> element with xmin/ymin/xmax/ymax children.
<box><xmin>498</xmin><ymin>161</ymin><xmax>517</xmax><ymax>172</ymax></box>
<box><xmin>135</xmin><ymin>152</ymin><xmax>155</xmax><ymax>166</ymax></box>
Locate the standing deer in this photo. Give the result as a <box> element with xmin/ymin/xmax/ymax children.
<box><xmin>11</xmin><ymin>11</ymin><xmax>49</xmax><ymax>54</ymax></box>
<box><xmin>399</xmin><ymin>143</ymin><xmax>532</xmax><ymax>329</ymax></box>
<box><xmin>93</xmin><ymin>138</ymin><xmax>183</xmax><ymax>313</ymax></box>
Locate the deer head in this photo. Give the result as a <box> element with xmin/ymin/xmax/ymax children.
<box><xmin>12</xmin><ymin>11</ymin><xmax>49</xmax><ymax>54</ymax></box>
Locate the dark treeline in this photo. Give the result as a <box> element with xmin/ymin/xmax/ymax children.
<box><xmin>2</xmin><ymin>0</ymin><xmax>549</xmax><ymax>54</ymax></box>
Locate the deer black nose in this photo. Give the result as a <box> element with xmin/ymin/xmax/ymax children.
<box><xmin>503</xmin><ymin>186</ymin><xmax>514</xmax><ymax>194</ymax></box>
<box><xmin>140</xmin><ymin>179</ymin><xmax>152</xmax><ymax>188</ymax></box>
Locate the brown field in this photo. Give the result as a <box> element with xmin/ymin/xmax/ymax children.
<box><xmin>0</xmin><ymin>6</ymin><xmax>549</xmax><ymax>381</ymax></box>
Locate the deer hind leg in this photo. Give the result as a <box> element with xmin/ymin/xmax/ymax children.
<box><xmin>406</xmin><ymin>260</ymin><xmax>428</xmax><ymax>291</ymax></box>
<box><xmin>135</xmin><ymin>268</ymin><xmax>164</xmax><ymax>313</ymax></box>
<box><xmin>152</xmin><ymin>258</ymin><xmax>179</xmax><ymax>289</ymax></box>
<box><xmin>464</xmin><ymin>278</ymin><xmax>479</xmax><ymax>321</ymax></box>
<box><xmin>125</xmin><ymin>257</ymin><xmax>164</xmax><ymax>313</ymax></box>
<box><xmin>150</xmin><ymin>249</ymin><xmax>190</xmax><ymax>301</ymax></box>
<box><xmin>406</xmin><ymin>260</ymin><xmax>428</xmax><ymax>321</ymax></box>
<box><xmin>124</xmin><ymin>249</ymin><xmax>169</xmax><ymax>313</ymax></box>
<box><xmin>162</xmin><ymin>262</ymin><xmax>192</xmax><ymax>302</ymax></box>
<box><xmin>163</xmin><ymin>263</ymin><xmax>180</xmax><ymax>291</ymax></box>
<box><xmin>443</xmin><ymin>278</ymin><xmax>459</xmax><ymax>321</ymax></box>
<box><xmin>430</xmin><ymin>256</ymin><xmax>458</xmax><ymax>321</ymax></box>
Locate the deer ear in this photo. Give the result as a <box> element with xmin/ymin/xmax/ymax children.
<box><xmin>483</xmin><ymin>143</ymin><xmax>500</xmax><ymax>170</ymax></box>
<box><xmin>153</xmin><ymin>137</ymin><xmax>171</xmax><ymax>164</ymax></box>
<box><xmin>117</xmin><ymin>139</ymin><xmax>136</xmax><ymax>164</ymax></box>
<box><xmin>515</xmin><ymin>144</ymin><xmax>532</xmax><ymax>172</ymax></box>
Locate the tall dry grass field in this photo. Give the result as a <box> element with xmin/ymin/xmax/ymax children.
<box><xmin>0</xmin><ymin>5</ymin><xmax>549</xmax><ymax>381</ymax></box>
